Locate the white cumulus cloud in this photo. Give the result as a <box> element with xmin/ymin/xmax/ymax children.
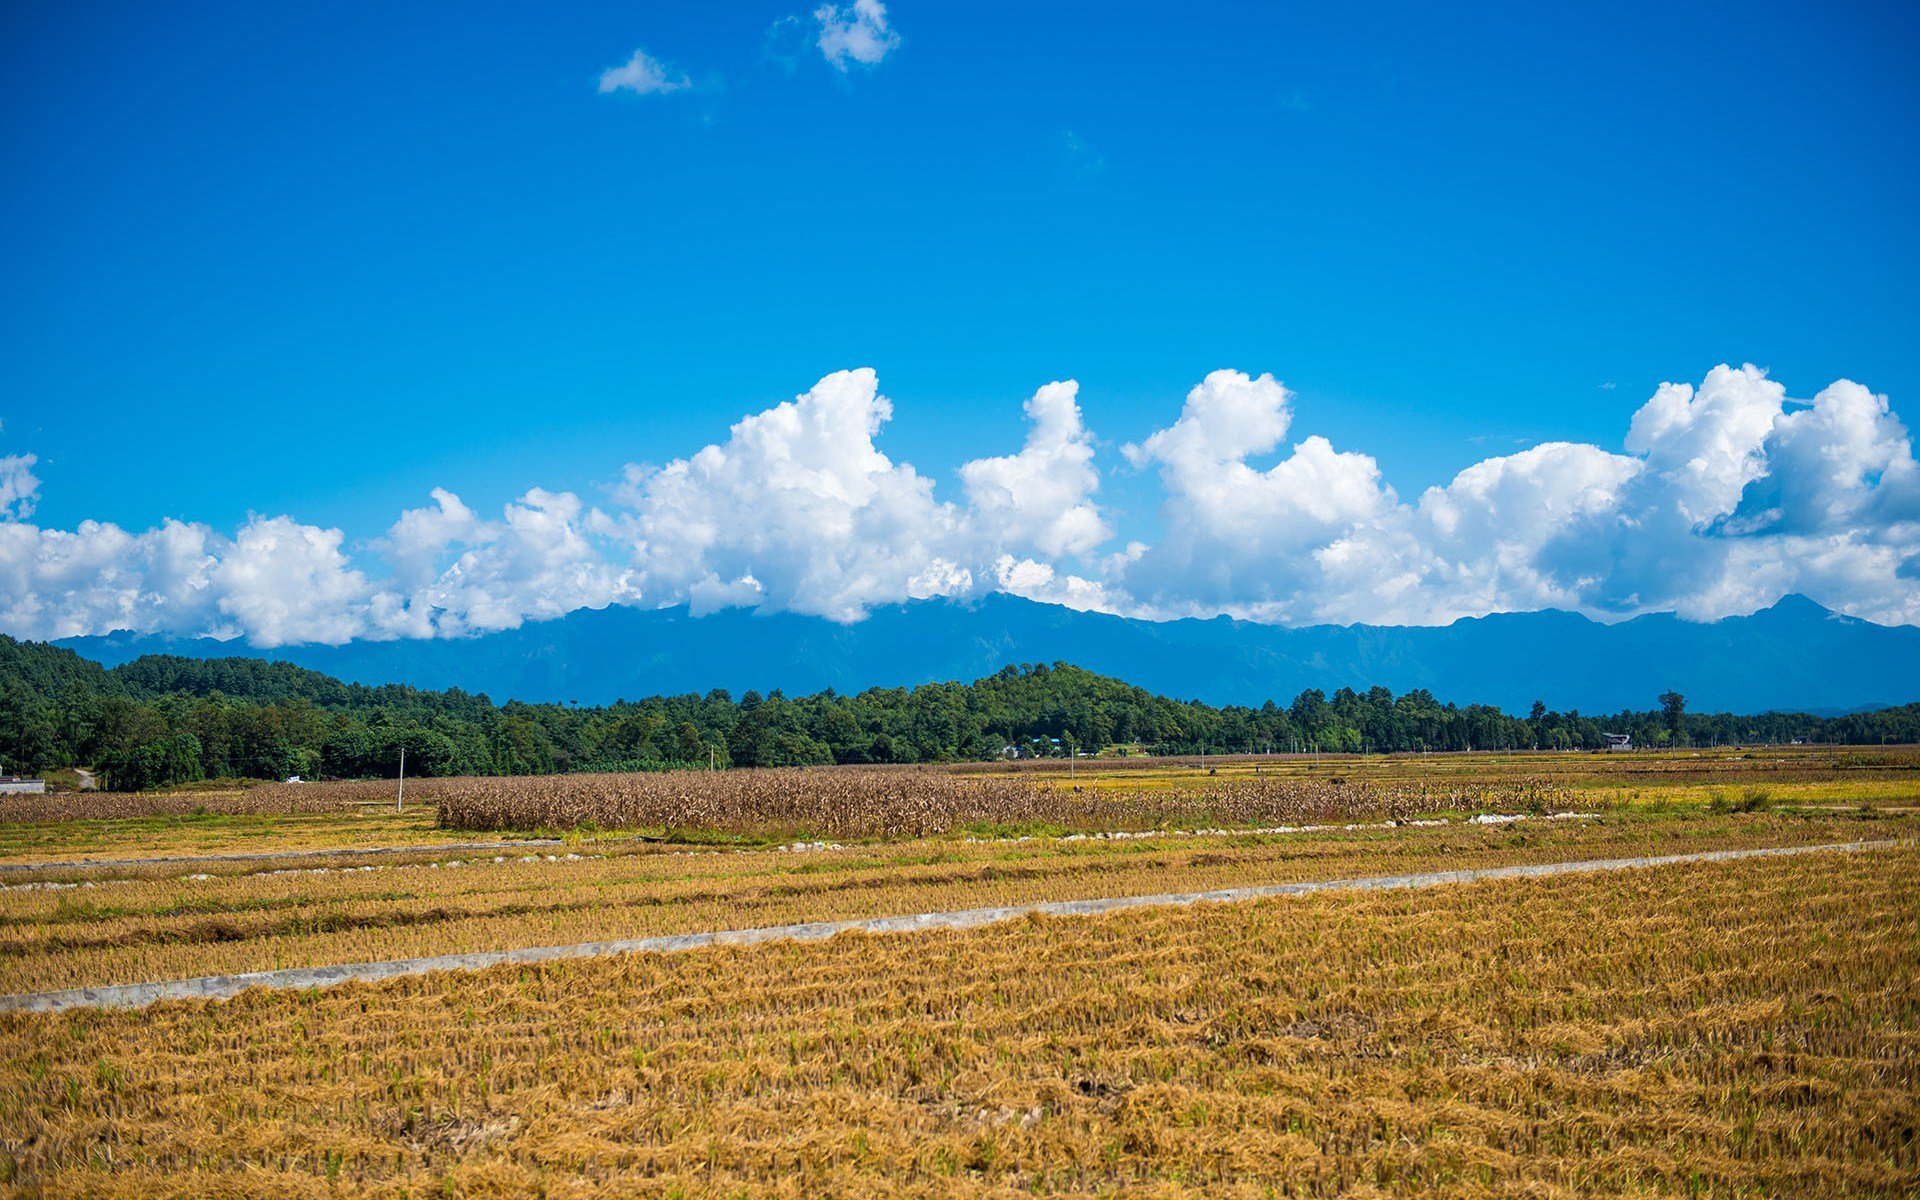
<box><xmin>1313</xmin><ymin>441</ymin><xmax>1645</xmax><ymax>625</ymax></box>
<box><xmin>960</xmin><ymin>380</ymin><xmax>1110</xmax><ymax>560</ymax></box>
<box><xmin>0</xmin><ymin>453</ymin><xmax>39</xmax><ymax>521</ymax></box>
<box><xmin>1625</xmin><ymin>362</ymin><xmax>1784</xmax><ymax>524</ymax></box>
<box><xmin>814</xmin><ymin>0</ymin><xmax>900</xmax><ymax>70</ymax></box>
<box><xmin>206</xmin><ymin>517</ymin><xmax>378</xmax><ymax>647</ymax></box>
<box><xmin>1118</xmin><ymin>370</ymin><xmax>1397</xmax><ymax>622</ymax></box>
<box><xmin>0</xmin><ymin>516</ymin><xmax>375</xmax><ymax>647</ymax></box>
<box><xmin>598</xmin><ymin>47</ymin><xmax>691</xmax><ymax>96</ymax></box>
<box><xmin>614</xmin><ymin>368</ymin><xmax>962</xmax><ymax>622</ymax></box>
<box><xmin>383</xmin><ymin>487</ymin><xmax>637</xmax><ymax>639</ymax></box>
<box><xmin>1724</xmin><ymin>379</ymin><xmax>1920</xmax><ymax>537</ymax></box>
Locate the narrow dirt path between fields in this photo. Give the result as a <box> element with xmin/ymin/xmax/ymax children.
<box><xmin>0</xmin><ymin>839</ymin><xmax>1898</xmax><ymax>1015</ymax></box>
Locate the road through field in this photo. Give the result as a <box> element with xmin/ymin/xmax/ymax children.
<box><xmin>0</xmin><ymin>837</ymin><xmax>1896</xmax><ymax>1015</ymax></box>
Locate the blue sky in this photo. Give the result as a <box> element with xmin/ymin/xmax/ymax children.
<box><xmin>3</xmin><ymin>1</ymin><xmax>1919</xmax><ymax>643</ymax></box>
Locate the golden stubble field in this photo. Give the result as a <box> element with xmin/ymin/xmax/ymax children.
<box><xmin>0</xmin><ymin>813</ymin><xmax>1900</xmax><ymax>996</ymax></box>
<box><xmin>1</xmin><ymin>846</ymin><xmax>1914</xmax><ymax>1198</ymax></box>
<box><xmin>0</xmin><ymin>748</ymin><xmax>1916</xmax><ymax>1196</ymax></box>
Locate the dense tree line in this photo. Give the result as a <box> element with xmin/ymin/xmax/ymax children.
<box><xmin>2</xmin><ymin>636</ymin><xmax>1916</xmax><ymax>790</ymax></box>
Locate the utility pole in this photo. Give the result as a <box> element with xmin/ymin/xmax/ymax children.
<box><xmin>396</xmin><ymin>745</ymin><xmax>406</xmax><ymax>814</ymax></box>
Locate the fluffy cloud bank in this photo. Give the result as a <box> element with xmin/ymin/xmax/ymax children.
<box><xmin>3</xmin><ymin>363</ymin><xmax>1918</xmax><ymax>646</ymax></box>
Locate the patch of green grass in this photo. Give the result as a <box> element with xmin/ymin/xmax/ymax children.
<box><xmin>1706</xmin><ymin>787</ymin><xmax>1775</xmax><ymax>815</ymax></box>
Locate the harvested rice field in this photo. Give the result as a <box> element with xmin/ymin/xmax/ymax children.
<box><xmin>1</xmin><ymin>842</ymin><xmax>1914</xmax><ymax>1197</ymax></box>
<box><xmin>0</xmin><ymin>812</ymin><xmax>1901</xmax><ymax>998</ymax></box>
<box><xmin>0</xmin><ymin>749</ymin><xmax>1916</xmax><ymax>1196</ymax></box>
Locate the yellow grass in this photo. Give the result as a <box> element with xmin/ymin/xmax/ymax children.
<box><xmin>983</xmin><ymin>744</ymin><xmax>1920</xmax><ymax>793</ymax></box>
<box><xmin>0</xmin><ymin>806</ymin><xmax>461</xmax><ymax>866</ymax></box>
<box><xmin>0</xmin><ymin>845</ymin><xmax>1913</xmax><ymax>1197</ymax></box>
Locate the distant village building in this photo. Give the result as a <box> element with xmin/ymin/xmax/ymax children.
<box><xmin>1602</xmin><ymin>733</ymin><xmax>1633</xmax><ymax>752</ymax></box>
<box><xmin>0</xmin><ymin>776</ymin><xmax>47</xmax><ymax>795</ymax></box>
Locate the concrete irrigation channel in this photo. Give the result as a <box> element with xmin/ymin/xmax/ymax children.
<box><xmin>0</xmin><ymin>839</ymin><xmax>1899</xmax><ymax>1015</ymax></box>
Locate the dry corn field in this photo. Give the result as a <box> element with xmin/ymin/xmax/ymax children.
<box><xmin>1</xmin><ymin>844</ymin><xmax>1915</xmax><ymax>1198</ymax></box>
<box><xmin>432</xmin><ymin>766</ymin><xmax>1580</xmax><ymax>839</ymax></box>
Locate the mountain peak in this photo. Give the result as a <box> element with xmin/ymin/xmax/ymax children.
<box><xmin>1754</xmin><ymin>593</ymin><xmax>1839</xmax><ymax>621</ymax></box>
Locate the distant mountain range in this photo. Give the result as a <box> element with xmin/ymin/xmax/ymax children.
<box><xmin>55</xmin><ymin>594</ymin><xmax>1920</xmax><ymax>714</ymax></box>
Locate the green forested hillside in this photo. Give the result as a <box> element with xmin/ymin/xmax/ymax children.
<box><xmin>2</xmin><ymin>636</ymin><xmax>1915</xmax><ymax>789</ymax></box>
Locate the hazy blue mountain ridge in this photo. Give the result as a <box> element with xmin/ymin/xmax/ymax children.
<box><xmin>55</xmin><ymin>593</ymin><xmax>1920</xmax><ymax>714</ymax></box>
